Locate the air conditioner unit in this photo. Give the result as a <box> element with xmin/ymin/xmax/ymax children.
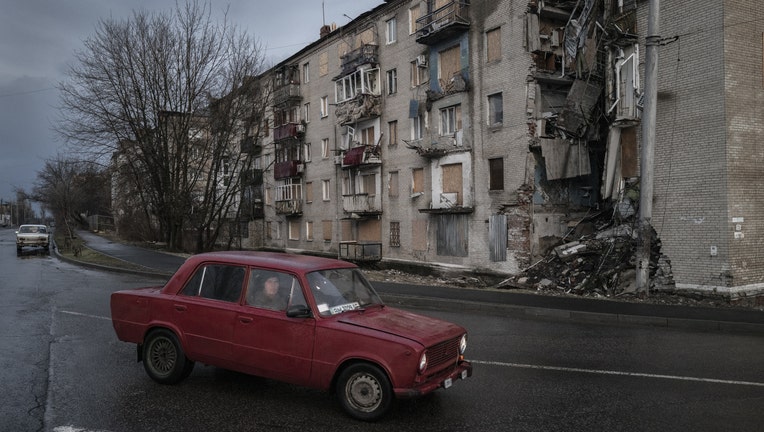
<box><xmin>334</xmin><ymin>155</ymin><xmax>343</xmax><ymax>165</ymax></box>
<box><xmin>416</xmin><ymin>54</ymin><xmax>427</xmax><ymax>67</ymax></box>
<box><xmin>297</xmin><ymin>123</ymin><xmax>306</xmax><ymax>133</ymax></box>
<box><xmin>296</xmin><ymin>164</ymin><xmax>305</xmax><ymax>173</ymax></box>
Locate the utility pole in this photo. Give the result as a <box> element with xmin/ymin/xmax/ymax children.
<box><xmin>636</xmin><ymin>0</ymin><xmax>660</xmax><ymax>295</ymax></box>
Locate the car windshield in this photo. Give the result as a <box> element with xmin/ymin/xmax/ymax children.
<box><xmin>306</xmin><ymin>268</ymin><xmax>383</xmax><ymax>316</ymax></box>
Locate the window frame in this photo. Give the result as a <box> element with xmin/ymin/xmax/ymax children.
<box><xmin>386</xmin><ymin>17</ymin><xmax>397</xmax><ymax>44</ymax></box>
<box><xmin>488</xmin><ymin>92</ymin><xmax>503</xmax><ymax>126</ymax></box>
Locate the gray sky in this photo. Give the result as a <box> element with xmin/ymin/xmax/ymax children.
<box><xmin>0</xmin><ymin>0</ymin><xmax>382</xmax><ymax>204</ymax></box>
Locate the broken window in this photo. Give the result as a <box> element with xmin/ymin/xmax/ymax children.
<box><xmin>388</xmin><ymin>171</ymin><xmax>399</xmax><ymax>197</ymax></box>
<box><xmin>360</xmin><ymin>125</ymin><xmax>375</xmax><ymax>145</ymax></box>
<box><xmin>386</xmin><ymin>68</ymin><xmax>398</xmax><ymax>94</ymax></box>
<box><xmin>488</xmin><ymin>92</ymin><xmax>503</xmax><ymax>126</ymax></box>
<box><xmin>361</xmin><ymin>173</ymin><xmax>376</xmax><ymax>196</ymax></box>
<box><xmin>489</xmin><ymin>158</ymin><xmax>504</xmax><ymax>190</ymax></box>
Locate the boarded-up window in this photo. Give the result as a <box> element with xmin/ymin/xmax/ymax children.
<box><xmin>408</xmin><ymin>5</ymin><xmax>420</xmax><ymax>34</ymax></box>
<box><xmin>355</xmin><ymin>28</ymin><xmax>376</xmax><ymax>47</ymax></box>
<box><xmin>361</xmin><ymin>126</ymin><xmax>375</xmax><ymax>145</ymax></box>
<box><xmin>489</xmin><ymin>158</ymin><xmax>504</xmax><ymax>190</ymax></box>
<box><xmin>439</xmin><ymin>45</ymin><xmax>460</xmax><ymax>82</ymax></box>
<box><xmin>388</xmin><ymin>120</ymin><xmax>398</xmax><ymax>145</ymax></box>
<box><xmin>437</xmin><ymin>214</ymin><xmax>468</xmax><ymax>257</ymax></box>
<box><xmin>319</xmin><ymin>52</ymin><xmax>328</xmax><ymax>76</ymax></box>
<box><xmin>390</xmin><ymin>221</ymin><xmax>400</xmax><ymax>247</ymax></box>
<box><xmin>489</xmin><ymin>214</ymin><xmax>507</xmax><ymax>261</ymax></box>
<box><xmin>305</xmin><ymin>181</ymin><xmax>313</xmax><ymax>203</ymax></box>
<box><xmin>412</xmin><ymin>219</ymin><xmax>427</xmax><ymax>251</ymax></box>
<box><xmin>412</xmin><ymin>168</ymin><xmax>424</xmax><ymax>194</ymax></box>
<box><xmin>441</xmin><ymin>163</ymin><xmax>463</xmax><ymax>205</ymax></box>
<box><xmin>388</xmin><ymin>171</ymin><xmax>399</xmax><ymax>197</ymax></box>
<box><xmin>487</xmin><ymin>27</ymin><xmax>501</xmax><ymax>62</ymax></box>
<box><xmin>362</xmin><ymin>173</ymin><xmax>376</xmax><ymax>196</ymax></box>
<box><xmin>288</xmin><ymin>220</ymin><xmax>300</xmax><ymax>240</ymax></box>
<box><xmin>338</xmin><ymin>41</ymin><xmax>351</xmax><ymax>63</ymax></box>
<box><xmin>341</xmin><ymin>220</ymin><xmax>354</xmax><ymax>241</ymax></box>
<box><xmin>621</xmin><ymin>126</ymin><xmax>638</xmax><ymax>177</ymax></box>
<box><xmin>322</xmin><ymin>220</ymin><xmax>332</xmax><ymax>241</ymax></box>
<box><xmin>358</xmin><ymin>219</ymin><xmax>381</xmax><ymax>242</ymax></box>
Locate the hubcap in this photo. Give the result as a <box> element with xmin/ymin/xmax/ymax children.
<box><xmin>150</xmin><ymin>338</ymin><xmax>176</xmax><ymax>375</ymax></box>
<box><xmin>345</xmin><ymin>372</ymin><xmax>382</xmax><ymax>412</ymax></box>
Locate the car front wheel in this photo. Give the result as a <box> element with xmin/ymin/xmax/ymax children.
<box><xmin>142</xmin><ymin>329</ymin><xmax>194</xmax><ymax>384</ymax></box>
<box><xmin>336</xmin><ymin>363</ymin><xmax>393</xmax><ymax>421</ymax></box>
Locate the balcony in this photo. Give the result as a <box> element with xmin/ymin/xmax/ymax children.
<box><xmin>342</xmin><ymin>194</ymin><xmax>381</xmax><ymax>215</ymax></box>
<box><xmin>239</xmin><ymin>136</ymin><xmax>261</xmax><ymax>154</ymax></box>
<box><xmin>339</xmin><ymin>241</ymin><xmax>382</xmax><ymax>262</ymax></box>
<box><xmin>274</xmin><ymin>199</ymin><xmax>302</xmax><ymax>216</ymax></box>
<box><xmin>416</xmin><ymin>1</ymin><xmax>470</xmax><ymax>45</ymax></box>
<box><xmin>274</xmin><ymin>160</ymin><xmax>304</xmax><ymax>180</ymax></box>
<box><xmin>274</xmin><ymin>122</ymin><xmax>305</xmax><ymax>142</ymax></box>
<box><xmin>337</xmin><ymin>44</ymin><xmax>379</xmax><ymax>79</ymax></box>
<box><xmin>273</xmin><ymin>83</ymin><xmax>301</xmax><ymax>106</ymax></box>
<box><xmin>335</xmin><ymin>94</ymin><xmax>382</xmax><ymax>126</ymax></box>
<box><xmin>341</xmin><ymin>145</ymin><xmax>382</xmax><ymax>168</ymax></box>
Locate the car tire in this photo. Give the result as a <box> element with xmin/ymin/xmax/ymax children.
<box><xmin>336</xmin><ymin>363</ymin><xmax>393</xmax><ymax>421</ymax></box>
<box><xmin>142</xmin><ymin>329</ymin><xmax>194</xmax><ymax>384</ymax></box>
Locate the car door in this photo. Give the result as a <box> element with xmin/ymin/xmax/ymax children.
<box><xmin>231</xmin><ymin>270</ymin><xmax>316</xmax><ymax>385</ymax></box>
<box><xmin>173</xmin><ymin>263</ymin><xmax>245</xmax><ymax>365</ymax></box>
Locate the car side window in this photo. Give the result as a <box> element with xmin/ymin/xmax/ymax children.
<box><xmin>246</xmin><ymin>270</ymin><xmax>307</xmax><ymax>311</ymax></box>
<box><xmin>180</xmin><ymin>264</ymin><xmax>245</xmax><ymax>303</ymax></box>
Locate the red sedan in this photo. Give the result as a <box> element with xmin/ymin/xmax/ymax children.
<box><xmin>110</xmin><ymin>251</ymin><xmax>472</xmax><ymax>420</ymax></box>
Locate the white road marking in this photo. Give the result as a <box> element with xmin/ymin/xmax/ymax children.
<box><xmin>470</xmin><ymin>359</ymin><xmax>764</xmax><ymax>387</ymax></box>
<box><xmin>59</xmin><ymin>310</ymin><xmax>110</xmax><ymax>321</ymax></box>
<box><xmin>54</xmin><ymin>426</ymin><xmax>114</xmax><ymax>432</ymax></box>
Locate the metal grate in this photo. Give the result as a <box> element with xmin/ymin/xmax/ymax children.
<box><xmin>427</xmin><ymin>336</ymin><xmax>460</xmax><ymax>371</ymax></box>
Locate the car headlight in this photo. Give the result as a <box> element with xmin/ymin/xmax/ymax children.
<box><xmin>418</xmin><ymin>352</ymin><xmax>428</xmax><ymax>373</ymax></box>
<box><xmin>459</xmin><ymin>334</ymin><xmax>467</xmax><ymax>354</ymax></box>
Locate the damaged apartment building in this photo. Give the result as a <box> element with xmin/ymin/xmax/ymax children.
<box><xmin>237</xmin><ymin>0</ymin><xmax>764</xmax><ymax>300</ymax></box>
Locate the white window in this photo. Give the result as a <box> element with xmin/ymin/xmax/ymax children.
<box><xmin>321</xmin><ymin>138</ymin><xmax>330</xmax><ymax>158</ymax></box>
<box><xmin>386</xmin><ymin>69</ymin><xmax>397</xmax><ymax>95</ymax></box>
<box><xmin>322</xmin><ymin>179</ymin><xmax>331</xmax><ymax>201</ymax></box>
<box><xmin>303</xmin><ymin>103</ymin><xmax>310</xmax><ymax>123</ymax></box>
<box><xmin>303</xmin><ymin>62</ymin><xmax>310</xmax><ymax>83</ymax></box>
<box><xmin>440</xmin><ymin>105</ymin><xmax>461</xmax><ymax>135</ymax></box>
<box><xmin>335</xmin><ymin>68</ymin><xmax>380</xmax><ymax>103</ymax></box>
<box><xmin>275</xmin><ymin>178</ymin><xmax>302</xmax><ymax>202</ymax></box>
<box><xmin>386</xmin><ymin>18</ymin><xmax>397</xmax><ymax>44</ymax></box>
<box><xmin>304</xmin><ymin>142</ymin><xmax>312</xmax><ymax>162</ymax></box>
<box><xmin>411</xmin><ymin>114</ymin><xmax>423</xmax><ymax>140</ymax></box>
<box><xmin>320</xmin><ymin>96</ymin><xmax>329</xmax><ymax>118</ymax></box>
<box><xmin>410</xmin><ymin>60</ymin><xmax>428</xmax><ymax>87</ymax></box>
<box><xmin>306</xmin><ymin>221</ymin><xmax>314</xmax><ymax>241</ymax></box>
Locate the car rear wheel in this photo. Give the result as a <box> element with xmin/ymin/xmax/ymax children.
<box><xmin>336</xmin><ymin>363</ymin><xmax>393</xmax><ymax>421</ymax></box>
<box><xmin>142</xmin><ymin>329</ymin><xmax>194</xmax><ymax>384</ymax></box>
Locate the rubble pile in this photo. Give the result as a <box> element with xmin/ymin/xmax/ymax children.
<box><xmin>499</xmin><ymin>210</ymin><xmax>675</xmax><ymax>299</ymax></box>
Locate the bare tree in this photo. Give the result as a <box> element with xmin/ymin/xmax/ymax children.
<box><xmin>57</xmin><ymin>0</ymin><xmax>269</xmax><ymax>251</ymax></box>
<box><xmin>31</xmin><ymin>156</ymin><xmax>110</xmax><ymax>240</ymax></box>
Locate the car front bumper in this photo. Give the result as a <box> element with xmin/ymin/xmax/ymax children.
<box><xmin>394</xmin><ymin>360</ymin><xmax>473</xmax><ymax>399</ymax></box>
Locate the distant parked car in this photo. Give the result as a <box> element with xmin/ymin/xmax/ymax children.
<box><xmin>110</xmin><ymin>251</ymin><xmax>472</xmax><ymax>421</ymax></box>
<box><xmin>15</xmin><ymin>224</ymin><xmax>51</xmax><ymax>253</ymax></box>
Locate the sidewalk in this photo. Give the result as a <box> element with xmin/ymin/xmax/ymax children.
<box><xmin>67</xmin><ymin>230</ymin><xmax>764</xmax><ymax>334</ymax></box>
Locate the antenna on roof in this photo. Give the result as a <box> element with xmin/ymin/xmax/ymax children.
<box><xmin>322</xmin><ymin>1</ymin><xmax>326</xmax><ymax>26</ymax></box>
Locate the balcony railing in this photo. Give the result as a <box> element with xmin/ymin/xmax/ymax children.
<box><xmin>273</xmin><ymin>83</ymin><xmax>301</xmax><ymax>106</ymax></box>
<box><xmin>337</xmin><ymin>44</ymin><xmax>379</xmax><ymax>78</ymax></box>
<box><xmin>274</xmin><ymin>160</ymin><xmax>304</xmax><ymax>179</ymax></box>
<box><xmin>339</xmin><ymin>241</ymin><xmax>382</xmax><ymax>262</ymax></box>
<box><xmin>335</xmin><ymin>94</ymin><xmax>382</xmax><ymax>125</ymax></box>
<box><xmin>342</xmin><ymin>194</ymin><xmax>381</xmax><ymax>215</ymax></box>
<box><xmin>239</xmin><ymin>136</ymin><xmax>261</xmax><ymax>154</ymax></box>
<box><xmin>416</xmin><ymin>1</ymin><xmax>470</xmax><ymax>45</ymax></box>
<box><xmin>274</xmin><ymin>122</ymin><xmax>305</xmax><ymax>142</ymax></box>
<box><xmin>274</xmin><ymin>199</ymin><xmax>302</xmax><ymax>216</ymax></box>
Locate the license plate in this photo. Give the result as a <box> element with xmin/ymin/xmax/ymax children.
<box><xmin>443</xmin><ymin>378</ymin><xmax>452</xmax><ymax>388</ymax></box>
<box><xmin>461</xmin><ymin>370</ymin><xmax>468</xmax><ymax>379</ymax></box>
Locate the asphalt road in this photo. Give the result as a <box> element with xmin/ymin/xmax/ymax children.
<box><xmin>2</xmin><ymin>227</ymin><xmax>764</xmax><ymax>431</ymax></box>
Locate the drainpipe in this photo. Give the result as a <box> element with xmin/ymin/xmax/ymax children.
<box><xmin>636</xmin><ymin>0</ymin><xmax>660</xmax><ymax>295</ymax></box>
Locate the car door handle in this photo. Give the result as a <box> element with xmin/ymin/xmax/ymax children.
<box><xmin>238</xmin><ymin>316</ymin><xmax>253</xmax><ymax>324</ymax></box>
<box><xmin>174</xmin><ymin>304</ymin><xmax>187</xmax><ymax>312</ymax></box>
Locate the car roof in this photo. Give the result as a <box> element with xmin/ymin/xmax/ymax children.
<box><xmin>184</xmin><ymin>251</ymin><xmax>358</xmax><ymax>273</ymax></box>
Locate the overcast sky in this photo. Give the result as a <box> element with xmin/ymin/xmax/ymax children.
<box><xmin>0</xmin><ymin>0</ymin><xmax>382</xmax><ymax>205</ymax></box>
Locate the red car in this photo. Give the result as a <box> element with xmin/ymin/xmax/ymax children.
<box><xmin>110</xmin><ymin>251</ymin><xmax>472</xmax><ymax>420</ymax></box>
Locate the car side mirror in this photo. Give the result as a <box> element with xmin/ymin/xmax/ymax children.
<box><xmin>286</xmin><ymin>305</ymin><xmax>312</xmax><ymax>318</ymax></box>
